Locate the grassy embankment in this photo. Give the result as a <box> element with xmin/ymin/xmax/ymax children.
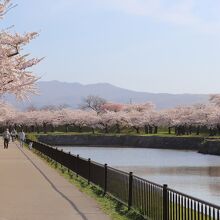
<box><xmin>25</xmin><ymin>139</ymin><xmax>145</xmax><ymax>220</ymax></box>
<box><xmin>27</xmin><ymin>131</ymin><xmax>216</xmax><ymax>138</ymax></box>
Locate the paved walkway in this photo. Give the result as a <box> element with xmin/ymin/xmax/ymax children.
<box><xmin>0</xmin><ymin>141</ymin><xmax>111</xmax><ymax>220</ymax></box>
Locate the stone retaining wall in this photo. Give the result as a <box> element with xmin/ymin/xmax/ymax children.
<box><xmin>199</xmin><ymin>140</ymin><xmax>220</xmax><ymax>156</ymax></box>
<box><xmin>38</xmin><ymin>135</ymin><xmax>204</xmax><ymax>150</ymax></box>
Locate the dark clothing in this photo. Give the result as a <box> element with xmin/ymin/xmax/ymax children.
<box><xmin>4</xmin><ymin>138</ymin><xmax>9</xmax><ymax>149</ymax></box>
<box><xmin>11</xmin><ymin>135</ymin><xmax>16</xmax><ymax>142</ymax></box>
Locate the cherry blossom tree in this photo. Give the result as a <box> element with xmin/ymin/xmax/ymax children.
<box><xmin>81</xmin><ymin>95</ymin><xmax>106</xmax><ymax>114</ymax></box>
<box><xmin>52</xmin><ymin>108</ymin><xmax>73</xmax><ymax>132</ymax></box>
<box><xmin>209</xmin><ymin>94</ymin><xmax>220</xmax><ymax>107</ymax></box>
<box><xmin>30</xmin><ymin>110</ymin><xmax>56</xmax><ymax>133</ymax></box>
<box><xmin>101</xmin><ymin>102</ymin><xmax>124</xmax><ymax>112</ymax></box>
<box><xmin>204</xmin><ymin>105</ymin><xmax>220</xmax><ymax>136</ymax></box>
<box><xmin>4</xmin><ymin>95</ymin><xmax>220</xmax><ymax>137</ymax></box>
<box><xmin>99</xmin><ymin>111</ymin><xmax>129</xmax><ymax>133</ymax></box>
<box><xmin>123</xmin><ymin>102</ymin><xmax>155</xmax><ymax>113</ymax></box>
<box><xmin>126</xmin><ymin>110</ymin><xmax>145</xmax><ymax>133</ymax></box>
<box><xmin>99</xmin><ymin>112</ymin><xmax>115</xmax><ymax>133</ymax></box>
<box><xmin>189</xmin><ymin>104</ymin><xmax>209</xmax><ymax>135</ymax></box>
<box><xmin>124</xmin><ymin>102</ymin><xmax>155</xmax><ymax>133</ymax></box>
<box><xmin>158</xmin><ymin>109</ymin><xmax>175</xmax><ymax>134</ymax></box>
<box><xmin>0</xmin><ymin>0</ymin><xmax>42</xmax><ymax>99</ymax></box>
<box><xmin>72</xmin><ymin>110</ymin><xmax>90</xmax><ymax>132</ymax></box>
<box><xmin>0</xmin><ymin>101</ymin><xmax>16</xmax><ymax>128</ymax></box>
<box><xmin>84</xmin><ymin>111</ymin><xmax>100</xmax><ymax>134</ymax></box>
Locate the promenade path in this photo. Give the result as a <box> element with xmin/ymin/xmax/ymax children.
<box><xmin>0</xmin><ymin>141</ymin><xmax>111</xmax><ymax>220</ymax></box>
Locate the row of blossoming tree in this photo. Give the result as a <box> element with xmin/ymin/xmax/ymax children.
<box><xmin>1</xmin><ymin>1</ymin><xmax>220</xmax><ymax>136</ymax></box>
<box><xmin>1</xmin><ymin>95</ymin><xmax>220</xmax><ymax>136</ymax></box>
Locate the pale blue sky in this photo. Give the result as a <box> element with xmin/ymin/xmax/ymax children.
<box><xmin>3</xmin><ymin>0</ymin><xmax>220</xmax><ymax>94</ymax></box>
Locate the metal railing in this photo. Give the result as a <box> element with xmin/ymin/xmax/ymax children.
<box><xmin>167</xmin><ymin>188</ymin><xmax>220</xmax><ymax>220</ymax></box>
<box><xmin>26</xmin><ymin>139</ymin><xmax>220</xmax><ymax>220</ymax></box>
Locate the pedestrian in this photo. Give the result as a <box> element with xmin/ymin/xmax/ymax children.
<box><xmin>11</xmin><ymin>128</ymin><xmax>17</xmax><ymax>142</ymax></box>
<box><xmin>3</xmin><ymin>128</ymin><xmax>11</xmax><ymax>149</ymax></box>
<box><xmin>29</xmin><ymin>142</ymin><xmax>33</xmax><ymax>150</ymax></box>
<box><xmin>18</xmin><ymin>130</ymin><xmax>25</xmax><ymax>148</ymax></box>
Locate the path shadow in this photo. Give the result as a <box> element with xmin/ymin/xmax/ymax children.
<box><xmin>16</xmin><ymin>144</ymin><xmax>88</xmax><ymax>220</ymax></box>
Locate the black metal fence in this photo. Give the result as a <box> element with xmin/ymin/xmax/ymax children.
<box><xmin>167</xmin><ymin>188</ymin><xmax>220</xmax><ymax>220</ymax></box>
<box><xmin>26</xmin><ymin>139</ymin><xmax>220</xmax><ymax>220</ymax></box>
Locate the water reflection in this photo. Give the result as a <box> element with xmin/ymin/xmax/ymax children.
<box><xmin>115</xmin><ymin>166</ymin><xmax>220</xmax><ymax>177</ymax></box>
<box><xmin>59</xmin><ymin>146</ymin><xmax>220</xmax><ymax>205</ymax></box>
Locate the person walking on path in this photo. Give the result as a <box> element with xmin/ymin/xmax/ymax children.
<box><xmin>3</xmin><ymin>128</ymin><xmax>11</xmax><ymax>149</ymax></box>
<box><xmin>18</xmin><ymin>130</ymin><xmax>25</xmax><ymax>148</ymax></box>
<box><xmin>11</xmin><ymin>128</ymin><xmax>17</xmax><ymax>142</ymax></box>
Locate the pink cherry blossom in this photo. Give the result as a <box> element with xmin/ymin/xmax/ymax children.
<box><xmin>0</xmin><ymin>0</ymin><xmax>42</xmax><ymax>99</ymax></box>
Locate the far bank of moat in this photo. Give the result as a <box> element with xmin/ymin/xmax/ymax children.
<box><xmin>34</xmin><ymin>134</ymin><xmax>220</xmax><ymax>156</ymax></box>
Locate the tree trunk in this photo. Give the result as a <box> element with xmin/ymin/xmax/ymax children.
<box><xmin>43</xmin><ymin>123</ymin><xmax>47</xmax><ymax>134</ymax></box>
<box><xmin>209</xmin><ymin>128</ymin><xmax>214</xmax><ymax>136</ymax></box>
<box><xmin>105</xmin><ymin>126</ymin><xmax>108</xmax><ymax>133</ymax></box>
<box><xmin>189</xmin><ymin>125</ymin><xmax>192</xmax><ymax>135</ymax></box>
<box><xmin>217</xmin><ymin>125</ymin><xmax>220</xmax><ymax>135</ymax></box>
<box><xmin>31</xmin><ymin>125</ymin><xmax>35</xmax><ymax>133</ymax></box>
<box><xmin>176</xmin><ymin>126</ymin><xmax>180</xmax><ymax>136</ymax></box>
<box><xmin>78</xmin><ymin>126</ymin><xmax>82</xmax><ymax>133</ymax></box>
<box><xmin>196</xmin><ymin>126</ymin><xmax>200</xmax><ymax>135</ymax></box>
<box><xmin>182</xmin><ymin>126</ymin><xmax>186</xmax><ymax>135</ymax></box>
<box><xmin>116</xmin><ymin>124</ymin><xmax>120</xmax><ymax>133</ymax></box>
<box><xmin>65</xmin><ymin>124</ymin><xmax>69</xmax><ymax>133</ymax></box>
<box><xmin>214</xmin><ymin>128</ymin><xmax>217</xmax><ymax>136</ymax></box>
<box><xmin>168</xmin><ymin>127</ymin><xmax>171</xmax><ymax>134</ymax></box>
<box><xmin>154</xmin><ymin>126</ymin><xmax>158</xmax><ymax>134</ymax></box>
<box><xmin>186</xmin><ymin>127</ymin><xmax>189</xmax><ymax>135</ymax></box>
<box><xmin>134</xmin><ymin>127</ymin><xmax>140</xmax><ymax>134</ymax></box>
<box><xmin>144</xmin><ymin>125</ymin><xmax>149</xmax><ymax>134</ymax></box>
<box><xmin>92</xmin><ymin>128</ymin><xmax>95</xmax><ymax>134</ymax></box>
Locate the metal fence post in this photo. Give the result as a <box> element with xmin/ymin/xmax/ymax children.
<box><xmin>163</xmin><ymin>184</ymin><xmax>168</xmax><ymax>220</ymax></box>
<box><xmin>128</xmin><ymin>172</ymin><xmax>133</xmax><ymax>210</ymax></box>
<box><xmin>103</xmin><ymin>164</ymin><xmax>108</xmax><ymax>195</ymax></box>
<box><xmin>60</xmin><ymin>149</ymin><xmax>63</xmax><ymax>169</ymax></box>
<box><xmin>68</xmin><ymin>152</ymin><xmax>71</xmax><ymax>174</ymax></box>
<box><xmin>54</xmin><ymin>148</ymin><xmax>58</xmax><ymax>168</ymax></box>
<box><xmin>76</xmin><ymin>154</ymin><xmax>79</xmax><ymax>177</ymax></box>
<box><xmin>88</xmin><ymin>158</ymin><xmax>91</xmax><ymax>184</ymax></box>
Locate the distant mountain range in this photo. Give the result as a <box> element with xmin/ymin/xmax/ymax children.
<box><xmin>4</xmin><ymin>80</ymin><xmax>209</xmax><ymax>110</ymax></box>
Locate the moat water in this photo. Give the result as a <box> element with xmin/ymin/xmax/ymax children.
<box><xmin>59</xmin><ymin>146</ymin><xmax>220</xmax><ymax>206</ymax></box>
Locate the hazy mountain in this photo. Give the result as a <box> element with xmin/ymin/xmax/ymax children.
<box><xmin>4</xmin><ymin>80</ymin><xmax>209</xmax><ymax>110</ymax></box>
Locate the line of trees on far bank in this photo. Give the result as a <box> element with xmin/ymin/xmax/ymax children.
<box><xmin>1</xmin><ymin>1</ymin><xmax>220</xmax><ymax>137</ymax></box>
<box><xmin>2</xmin><ymin>95</ymin><xmax>220</xmax><ymax>136</ymax></box>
